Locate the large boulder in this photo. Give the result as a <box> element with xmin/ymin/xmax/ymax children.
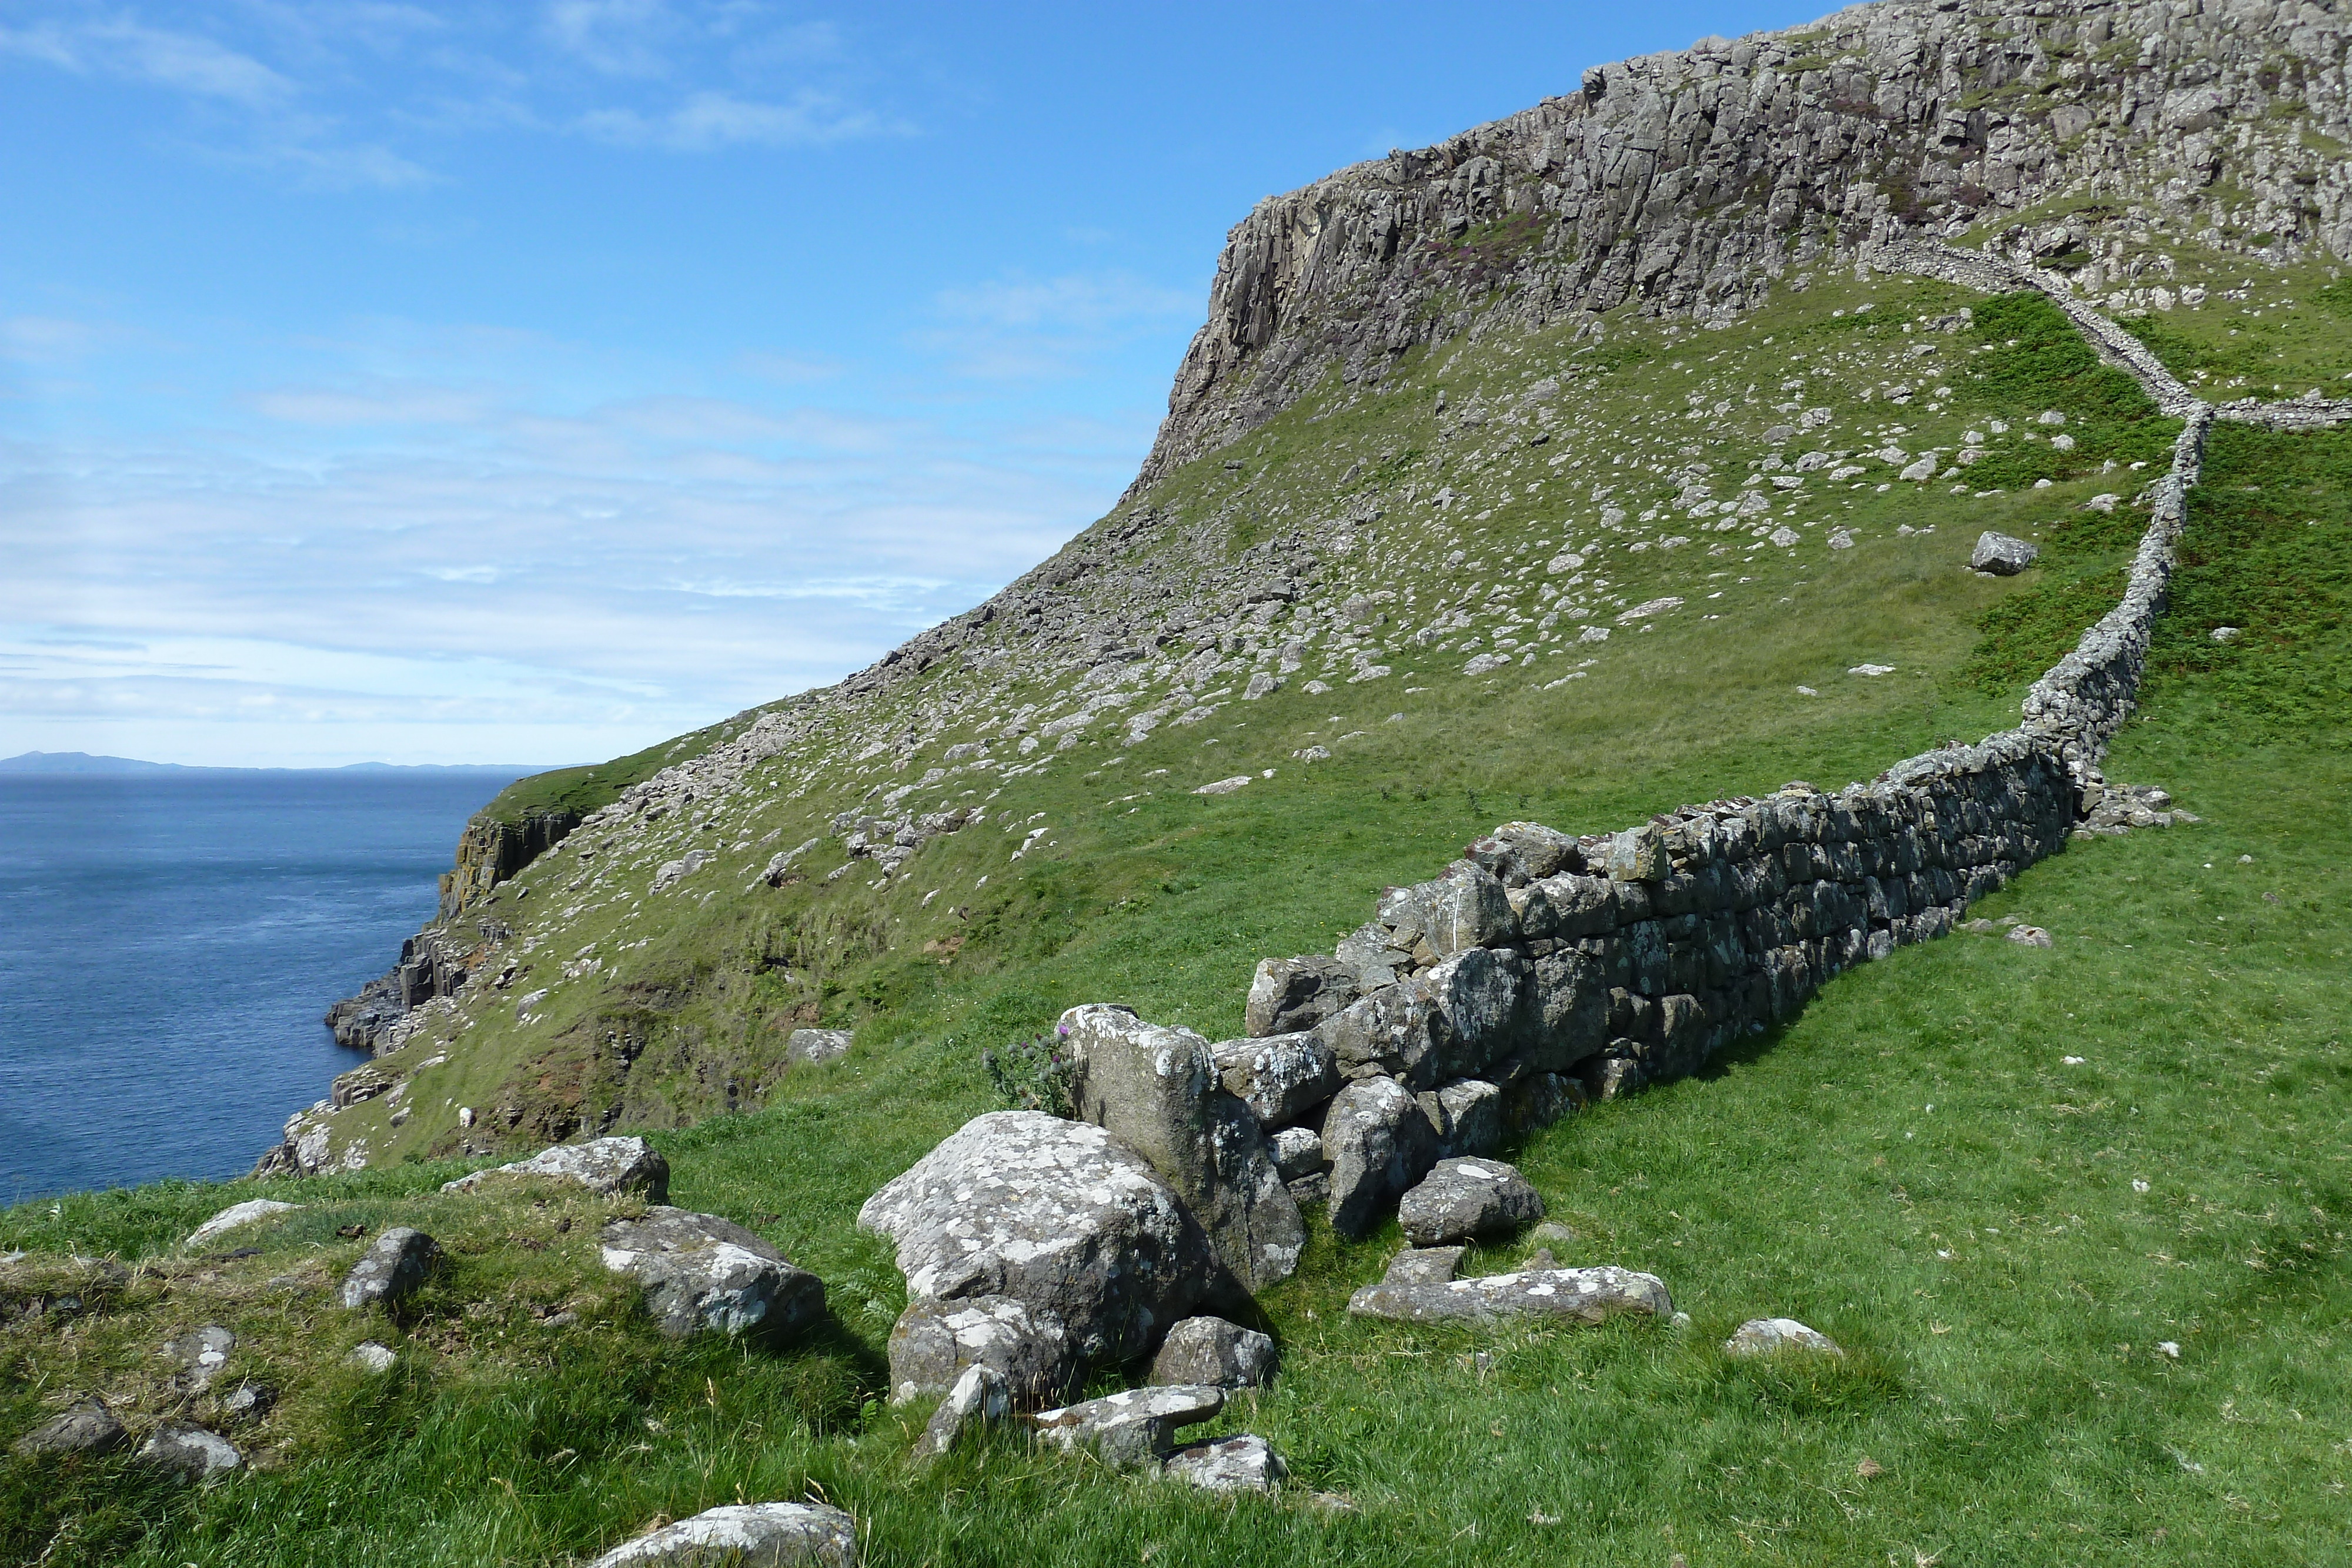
<box><xmin>1347</xmin><ymin>1265</ymin><xmax>1672</xmax><ymax>1325</ymax></box>
<box><xmin>1209</xmin><ymin>1031</ymin><xmax>1340</xmax><ymax>1128</ymax></box>
<box><xmin>1244</xmin><ymin>956</ymin><xmax>1359</xmax><ymax>1037</ymax></box>
<box><xmin>1396</xmin><ymin>1158</ymin><xmax>1545</xmax><ymax>1247</ymax></box>
<box><xmin>587</xmin><ymin>1502</ymin><xmax>859</xmax><ymax>1567</ymax></box>
<box><xmin>339</xmin><ymin>1228</ymin><xmax>439</xmax><ymax>1310</ymax></box>
<box><xmin>182</xmin><ymin>1199</ymin><xmax>300</xmax><ymax>1251</ymax></box>
<box><xmin>1061</xmin><ymin>1005</ymin><xmax>1304</xmax><ymax>1292</ymax></box>
<box><xmin>442</xmin><ymin>1136</ymin><xmax>669</xmax><ymax>1201</ymax></box>
<box><xmin>1031</xmin><ymin>1385</ymin><xmax>1224</xmax><ymax>1469</ymax></box>
<box><xmin>599</xmin><ymin>1208</ymin><xmax>825</xmax><ymax>1340</ymax></box>
<box><xmin>857</xmin><ymin>1111</ymin><xmax>1216</xmax><ymax>1363</ymax></box>
<box><xmin>1148</xmin><ymin>1315</ymin><xmax>1275</xmax><ymax>1390</ymax></box>
<box><xmin>886</xmin><ymin>1294</ymin><xmax>1080</xmax><ymax>1408</ymax></box>
<box><xmin>1970</xmin><ymin>530</ymin><xmax>2040</xmax><ymax>575</ymax></box>
<box><xmin>1321</xmin><ymin>1077</ymin><xmax>1442</xmax><ymax>1238</ymax></box>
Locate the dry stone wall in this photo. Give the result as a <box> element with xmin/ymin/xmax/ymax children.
<box><xmin>1098</xmin><ymin>241</ymin><xmax>2254</xmax><ymax>1240</ymax></box>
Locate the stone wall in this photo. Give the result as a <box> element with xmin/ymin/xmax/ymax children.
<box><xmin>1113</xmin><ymin>243</ymin><xmax>2238</xmax><ymax>1238</ymax></box>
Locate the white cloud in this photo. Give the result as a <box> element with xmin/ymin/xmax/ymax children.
<box><xmin>917</xmin><ymin>272</ymin><xmax>1200</xmax><ymax>381</ymax></box>
<box><xmin>576</xmin><ymin>88</ymin><xmax>903</xmax><ymax>150</ymax></box>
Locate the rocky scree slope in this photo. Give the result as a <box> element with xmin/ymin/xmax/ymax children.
<box><xmin>283</xmin><ymin>0</ymin><xmax>2352</xmax><ymax>1178</ymax></box>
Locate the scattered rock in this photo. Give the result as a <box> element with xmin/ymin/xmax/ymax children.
<box><xmin>1724</xmin><ymin>1317</ymin><xmax>1843</xmax><ymax>1357</ymax></box>
<box><xmin>1528</xmin><ymin>1220</ymin><xmax>1579</xmax><ymax>1249</ymax></box>
<box><xmin>1848</xmin><ymin>663</ymin><xmax>1896</xmax><ymax>677</ymax></box>
<box><xmin>887</xmin><ymin>1294</ymin><xmax>1080</xmax><ymax>1408</ymax></box>
<box><xmin>1347</xmin><ymin>1265</ymin><xmax>1672</xmax><ymax>1325</ymax></box>
<box><xmin>1970</xmin><ymin>531</ymin><xmax>2040</xmax><ymax>575</ymax></box>
<box><xmin>2005</xmin><ymin>924</ymin><xmax>2054</xmax><ymax>948</ymax></box>
<box><xmin>599</xmin><ymin>1208</ymin><xmax>825</xmax><ymax>1340</ymax></box>
<box><xmin>2209</xmin><ymin>625</ymin><xmax>2241</xmax><ymax>643</ymax></box>
<box><xmin>219</xmin><ymin>1382</ymin><xmax>275</xmax><ymax>1421</ymax></box>
<box><xmin>12</xmin><ymin>1396</ymin><xmax>125</xmax><ymax>1457</ymax></box>
<box><xmin>1193</xmin><ymin>775</ymin><xmax>1252</xmax><ymax>795</ymax></box>
<box><xmin>787</xmin><ymin>1028</ymin><xmax>853</xmax><ymax>1065</ymax></box>
<box><xmin>1161</xmin><ymin>1433</ymin><xmax>1286</xmax><ymax>1493</ymax></box>
<box><xmin>1149</xmin><ymin>1315</ymin><xmax>1275</xmax><ymax>1390</ymax></box>
<box><xmin>138</xmin><ymin>1422</ymin><xmax>242</xmax><ymax>1483</ymax></box>
<box><xmin>161</xmin><ymin>1324</ymin><xmax>236</xmax><ymax>1389</ymax></box>
<box><xmin>1031</xmin><ymin>1384</ymin><xmax>1224</xmax><ymax>1469</ymax></box>
<box><xmin>911</xmin><ymin>1362</ymin><xmax>1011</xmax><ymax>1464</ymax></box>
<box><xmin>1382</xmin><ymin>1246</ymin><xmax>1465</xmax><ymax>1285</ymax></box>
<box><xmin>339</xmin><ymin>1228</ymin><xmax>440</xmax><ymax>1311</ymax></box>
<box><xmin>348</xmin><ymin>1341</ymin><xmax>396</xmax><ymax>1373</ymax></box>
<box><xmin>857</xmin><ymin>1111</ymin><xmax>1215</xmax><ymax>1365</ymax></box>
<box><xmin>183</xmin><ymin>1199</ymin><xmax>301</xmax><ymax>1251</ymax></box>
<box><xmin>586</xmin><ymin>1501</ymin><xmax>860</xmax><ymax>1568</ymax></box>
<box><xmin>1062</xmin><ymin>1005</ymin><xmax>1304</xmax><ymax>1292</ymax></box>
<box><xmin>442</xmin><ymin>1136</ymin><xmax>670</xmax><ymax>1201</ymax></box>
<box><xmin>1321</xmin><ymin>1076</ymin><xmax>1442</xmax><ymax>1238</ymax></box>
<box><xmin>1397</xmin><ymin>1158</ymin><xmax>1545</xmax><ymax>1248</ymax></box>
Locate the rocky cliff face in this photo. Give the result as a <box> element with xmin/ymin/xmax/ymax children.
<box><xmin>439</xmin><ymin>808</ymin><xmax>583</xmax><ymax>922</ymax></box>
<box><xmin>1135</xmin><ymin>0</ymin><xmax>2350</xmax><ymax>490</ymax></box>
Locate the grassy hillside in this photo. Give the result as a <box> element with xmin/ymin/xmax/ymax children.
<box><xmin>5</xmin><ymin>404</ymin><xmax>2346</xmax><ymax>1566</ymax></box>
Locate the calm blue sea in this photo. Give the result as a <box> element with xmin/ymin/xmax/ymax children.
<box><xmin>0</xmin><ymin>773</ymin><xmax>522</xmax><ymax>1202</ymax></box>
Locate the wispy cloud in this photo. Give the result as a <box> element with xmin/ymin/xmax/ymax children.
<box><xmin>575</xmin><ymin>88</ymin><xmax>904</xmax><ymax>149</ymax></box>
<box><xmin>917</xmin><ymin>272</ymin><xmax>1198</xmax><ymax>380</ymax></box>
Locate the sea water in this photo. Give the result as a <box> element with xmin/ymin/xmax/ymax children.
<box><xmin>0</xmin><ymin>772</ymin><xmax>520</xmax><ymax>1202</ymax></box>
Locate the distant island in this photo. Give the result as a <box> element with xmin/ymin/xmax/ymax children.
<box><xmin>0</xmin><ymin>751</ymin><xmax>562</xmax><ymax>777</ymax></box>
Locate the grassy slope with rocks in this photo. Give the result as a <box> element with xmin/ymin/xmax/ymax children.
<box><xmin>12</xmin><ymin>15</ymin><xmax>2352</xmax><ymax>1558</ymax></box>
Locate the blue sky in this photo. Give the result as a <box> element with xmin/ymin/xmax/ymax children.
<box><xmin>0</xmin><ymin>1</ymin><xmax>1813</xmax><ymax>767</ymax></box>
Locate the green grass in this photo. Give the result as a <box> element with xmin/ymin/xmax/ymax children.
<box><xmin>9</xmin><ymin>275</ymin><xmax>2352</xmax><ymax>1563</ymax></box>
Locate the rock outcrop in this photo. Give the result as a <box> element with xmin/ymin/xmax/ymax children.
<box><xmin>599</xmin><ymin>1208</ymin><xmax>825</xmax><ymax>1340</ymax></box>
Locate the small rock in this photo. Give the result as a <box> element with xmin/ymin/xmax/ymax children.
<box><xmin>788</xmin><ymin>1028</ymin><xmax>853</xmax><ymax>1065</ymax></box>
<box><xmin>1268</xmin><ymin>1125</ymin><xmax>1325</xmax><ymax>1182</ymax></box>
<box><xmin>183</xmin><ymin>1199</ymin><xmax>302</xmax><ymax>1251</ymax></box>
<box><xmin>1348</xmin><ymin>1265</ymin><xmax>1672</xmax><ymax>1325</ymax></box>
<box><xmin>2005</xmin><ymin>924</ymin><xmax>2054</xmax><ymax>948</ymax></box>
<box><xmin>1031</xmin><ymin>1385</ymin><xmax>1225</xmax><ymax>1469</ymax></box>
<box><xmin>1969</xmin><ymin>531</ymin><xmax>2039</xmax><ymax>575</ymax></box>
<box><xmin>12</xmin><ymin>1396</ymin><xmax>126</xmax><ymax>1456</ymax></box>
<box><xmin>1149</xmin><ymin>1315</ymin><xmax>1275</xmax><ymax>1390</ymax></box>
<box><xmin>161</xmin><ymin>1324</ymin><xmax>236</xmax><ymax>1389</ymax></box>
<box><xmin>442</xmin><ymin>1136</ymin><xmax>670</xmax><ymax>1200</ymax></box>
<box><xmin>586</xmin><ymin>1501</ymin><xmax>860</xmax><ymax>1567</ymax></box>
<box><xmin>1382</xmin><ymin>1246</ymin><xmax>1465</xmax><ymax>1285</ymax></box>
<box><xmin>219</xmin><ymin>1382</ymin><xmax>276</xmax><ymax>1420</ymax></box>
<box><xmin>2209</xmin><ymin>626</ymin><xmax>2241</xmax><ymax>643</ymax></box>
<box><xmin>600</xmin><ymin>1208</ymin><xmax>825</xmax><ymax>1340</ymax></box>
<box><xmin>138</xmin><ymin>1422</ymin><xmax>243</xmax><ymax>1483</ymax></box>
<box><xmin>1528</xmin><ymin>1219</ymin><xmax>1579</xmax><ymax>1249</ymax></box>
<box><xmin>1725</xmin><ymin>1317</ymin><xmax>1843</xmax><ymax>1357</ymax></box>
<box><xmin>1397</xmin><ymin>1158</ymin><xmax>1545</xmax><ymax>1247</ymax></box>
<box><xmin>1161</xmin><ymin>1433</ymin><xmax>1286</xmax><ymax>1493</ymax></box>
<box><xmin>339</xmin><ymin>1228</ymin><xmax>440</xmax><ymax>1311</ymax></box>
<box><xmin>911</xmin><ymin>1362</ymin><xmax>1011</xmax><ymax>1463</ymax></box>
<box><xmin>1847</xmin><ymin>663</ymin><xmax>1896</xmax><ymax>677</ymax></box>
<box><xmin>348</xmin><ymin>1340</ymin><xmax>396</xmax><ymax>1373</ymax></box>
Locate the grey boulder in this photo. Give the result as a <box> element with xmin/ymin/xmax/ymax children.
<box><xmin>1162</xmin><ymin>1433</ymin><xmax>1287</xmax><ymax>1493</ymax></box>
<box><xmin>857</xmin><ymin>1111</ymin><xmax>1215</xmax><ymax>1364</ymax></box>
<box><xmin>1970</xmin><ymin>531</ymin><xmax>2040</xmax><ymax>575</ymax></box>
<box><xmin>1418</xmin><ymin>1078</ymin><xmax>1502</xmax><ymax>1158</ymax></box>
<box><xmin>339</xmin><ymin>1227</ymin><xmax>439</xmax><ymax>1310</ymax></box>
<box><xmin>1397</xmin><ymin>1158</ymin><xmax>1545</xmax><ymax>1247</ymax></box>
<box><xmin>1061</xmin><ymin>1005</ymin><xmax>1304</xmax><ymax>1292</ymax></box>
<box><xmin>12</xmin><ymin>1396</ymin><xmax>125</xmax><ymax>1456</ymax></box>
<box><xmin>442</xmin><ymin>1136</ymin><xmax>669</xmax><ymax>1201</ymax></box>
<box><xmin>886</xmin><ymin>1293</ymin><xmax>1079</xmax><ymax>1409</ymax></box>
<box><xmin>1382</xmin><ymin>1246</ymin><xmax>1465</xmax><ymax>1285</ymax></box>
<box><xmin>1322</xmin><ymin>1076</ymin><xmax>1441</xmax><ymax>1238</ymax></box>
<box><xmin>138</xmin><ymin>1422</ymin><xmax>242</xmax><ymax>1483</ymax></box>
<box><xmin>587</xmin><ymin>1502</ymin><xmax>860</xmax><ymax>1567</ymax></box>
<box><xmin>1267</xmin><ymin>1125</ymin><xmax>1325</xmax><ymax>1182</ymax></box>
<box><xmin>1725</xmin><ymin>1317</ymin><xmax>1843</xmax><ymax>1357</ymax></box>
<box><xmin>1348</xmin><ymin>1265</ymin><xmax>1672</xmax><ymax>1325</ymax></box>
<box><xmin>1031</xmin><ymin>1384</ymin><xmax>1224</xmax><ymax>1469</ymax></box>
<box><xmin>1210</xmin><ymin>1031</ymin><xmax>1339</xmax><ymax>1127</ymax></box>
<box><xmin>599</xmin><ymin>1208</ymin><xmax>825</xmax><ymax>1340</ymax></box>
<box><xmin>1320</xmin><ymin>948</ymin><xmax>1520</xmax><ymax>1090</ymax></box>
<box><xmin>1149</xmin><ymin>1315</ymin><xmax>1275</xmax><ymax>1390</ymax></box>
<box><xmin>1244</xmin><ymin>955</ymin><xmax>1359</xmax><ymax>1037</ymax></box>
<box><xmin>182</xmin><ymin>1198</ymin><xmax>300</xmax><ymax>1251</ymax></box>
<box><xmin>788</xmin><ymin>1028</ymin><xmax>853</xmax><ymax>1065</ymax></box>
